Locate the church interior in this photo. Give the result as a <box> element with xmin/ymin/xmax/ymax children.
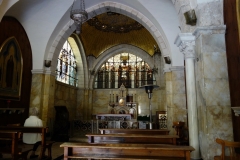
<box><xmin>0</xmin><ymin>0</ymin><xmax>240</xmax><ymax>160</ymax></box>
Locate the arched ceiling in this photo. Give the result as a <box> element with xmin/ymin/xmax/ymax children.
<box><xmin>1</xmin><ymin>0</ymin><xmax>183</xmax><ymax>70</ymax></box>
<box><xmin>79</xmin><ymin>12</ymin><xmax>159</xmax><ymax>58</ymax></box>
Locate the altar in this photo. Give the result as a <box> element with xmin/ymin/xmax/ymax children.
<box><xmin>96</xmin><ymin>114</ymin><xmax>132</xmax><ymax>121</ymax></box>
<box><xmin>94</xmin><ymin>84</ymin><xmax>138</xmax><ymax>129</ymax></box>
<box><xmin>95</xmin><ymin>113</ymin><xmax>134</xmax><ymax>129</ymax></box>
<box><xmin>108</xmin><ymin>84</ymin><xmax>138</xmax><ymax>119</ymax></box>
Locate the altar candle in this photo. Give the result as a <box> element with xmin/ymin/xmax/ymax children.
<box><xmin>110</xmin><ymin>94</ymin><xmax>111</xmax><ymax>102</ymax></box>
<box><xmin>113</xmin><ymin>94</ymin><xmax>114</xmax><ymax>103</ymax></box>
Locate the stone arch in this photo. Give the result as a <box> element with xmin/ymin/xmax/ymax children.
<box><xmin>48</xmin><ymin>30</ymin><xmax>88</xmax><ymax>88</ymax></box>
<box><xmin>68</xmin><ymin>34</ymin><xmax>87</xmax><ymax>88</ymax></box>
<box><xmin>46</xmin><ymin>1</ymin><xmax>173</xmax><ymax>78</ymax></box>
<box><xmin>86</xmin><ymin>2</ymin><xmax>170</xmax><ymax>57</ymax></box>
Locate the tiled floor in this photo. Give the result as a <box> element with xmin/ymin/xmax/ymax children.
<box><xmin>0</xmin><ymin>136</ymin><xmax>88</xmax><ymax>160</ymax></box>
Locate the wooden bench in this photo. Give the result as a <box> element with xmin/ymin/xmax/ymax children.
<box><xmin>214</xmin><ymin>138</ymin><xmax>240</xmax><ymax>160</ymax></box>
<box><xmin>60</xmin><ymin>142</ymin><xmax>195</xmax><ymax>160</ymax></box>
<box><xmin>86</xmin><ymin>133</ymin><xmax>178</xmax><ymax>144</ymax></box>
<box><xmin>99</xmin><ymin>128</ymin><xmax>170</xmax><ymax>135</ymax></box>
<box><xmin>0</xmin><ymin>126</ymin><xmax>55</xmax><ymax>160</ymax></box>
<box><xmin>0</xmin><ymin>130</ymin><xmax>32</xmax><ymax>160</ymax></box>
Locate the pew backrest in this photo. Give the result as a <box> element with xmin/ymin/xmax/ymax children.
<box><xmin>99</xmin><ymin>128</ymin><xmax>170</xmax><ymax>135</ymax></box>
<box><xmin>86</xmin><ymin>133</ymin><xmax>178</xmax><ymax>144</ymax></box>
<box><xmin>60</xmin><ymin>142</ymin><xmax>195</xmax><ymax>160</ymax></box>
<box><xmin>0</xmin><ymin>126</ymin><xmax>53</xmax><ymax>159</ymax></box>
<box><xmin>0</xmin><ymin>126</ymin><xmax>47</xmax><ymax>145</ymax></box>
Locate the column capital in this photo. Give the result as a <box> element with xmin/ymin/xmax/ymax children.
<box><xmin>174</xmin><ymin>33</ymin><xmax>196</xmax><ymax>59</ymax></box>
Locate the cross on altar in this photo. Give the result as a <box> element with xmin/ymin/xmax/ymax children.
<box><xmin>119</xmin><ymin>84</ymin><xmax>126</xmax><ymax>98</ymax></box>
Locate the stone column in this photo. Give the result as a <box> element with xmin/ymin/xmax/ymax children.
<box><xmin>175</xmin><ymin>33</ymin><xmax>201</xmax><ymax>160</ymax></box>
<box><xmin>30</xmin><ymin>70</ymin><xmax>55</xmax><ymax>126</ymax></box>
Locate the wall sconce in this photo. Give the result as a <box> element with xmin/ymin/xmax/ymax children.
<box><xmin>44</xmin><ymin>60</ymin><xmax>51</xmax><ymax>67</ymax></box>
<box><xmin>184</xmin><ymin>9</ymin><xmax>197</xmax><ymax>26</ymax></box>
<box><xmin>164</xmin><ymin>56</ymin><xmax>171</xmax><ymax>64</ymax></box>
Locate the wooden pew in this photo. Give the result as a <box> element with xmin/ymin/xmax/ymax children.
<box><xmin>60</xmin><ymin>142</ymin><xmax>195</xmax><ymax>160</ymax></box>
<box><xmin>0</xmin><ymin>130</ymin><xmax>32</xmax><ymax>160</ymax></box>
<box><xmin>86</xmin><ymin>133</ymin><xmax>178</xmax><ymax>144</ymax></box>
<box><xmin>99</xmin><ymin>128</ymin><xmax>170</xmax><ymax>135</ymax></box>
<box><xmin>214</xmin><ymin>138</ymin><xmax>240</xmax><ymax>160</ymax></box>
<box><xmin>0</xmin><ymin>126</ymin><xmax>55</xmax><ymax>160</ymax></box>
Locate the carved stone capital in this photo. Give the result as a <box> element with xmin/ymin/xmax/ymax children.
<box><xmin>179</xmin><ymin>41</ymin><xmax>196</xmax><ymax>59</ymax></box>
<box><xmin>174</xmin><ymin>33</ymin><xmax>196</xmax><ymax>59</ymax></box>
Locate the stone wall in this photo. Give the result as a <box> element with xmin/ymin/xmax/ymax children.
<box><xmin>195</xmin><ymin>28</ymin><xmax>232</xmax><ymax>160</ymax></box>
<box><xmin>165</xmin><ymin>69</ymin><xmax>187</xmax><ymax>134</ymax></box>
<box><xmin>54</xmin><ymin>81</ymin><xmax>78</xmax><ymax>121</ymax></box>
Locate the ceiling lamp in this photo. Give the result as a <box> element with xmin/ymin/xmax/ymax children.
<box><xmin>70</xmin><ymin>0</ymin><xmax>88</xmax><ymax>34</ymax></box>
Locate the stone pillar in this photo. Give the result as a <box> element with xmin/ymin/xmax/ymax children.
<box><xmin>164</xmin><ymin>67</ymin><xmax>187</xmax><ymax>135</ymax></box>
<box><xmin>30</xmin><ymin>70</ymin><xmax>55</xmax><ymax>126</ymax></box>
<box><xmin>175</xmin><ymin>33</ymin><xmax>201</xmax><ymax>160</ymax></box>
<box><xmin>164</xmin><ymin>72</ymin><xmax>174</xmax><ymax>134</ymax></box>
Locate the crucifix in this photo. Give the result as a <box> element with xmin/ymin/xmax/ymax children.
<box><xmin>119</xmin><ymin>84</ymin><xmax>126</xmax><ymax>97</ymax></box>
<box><xmin>118</xmin><ymin>84</ymin><xmax>126</xmax><ymax>106</ymax></box>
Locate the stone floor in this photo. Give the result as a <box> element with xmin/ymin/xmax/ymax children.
<box><xmin>0</xmin><ymin>136</ymin><xmax>88</xmax><ymax>160</ymax></box>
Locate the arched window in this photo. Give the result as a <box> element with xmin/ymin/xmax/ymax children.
<box><xmin>56</xmin><ymin>40</ymin><xmax>78</xmax><ymax>87</ymax></box>
<box><xmin>94</xmin><ymin>53</ymin><xmax>156</xmax><ymax>89</ymax></box>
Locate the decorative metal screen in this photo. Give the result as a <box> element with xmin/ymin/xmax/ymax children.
<box><xmin>158</xmin><ymin>113</ymin><xmax>167</xmax><ymax>129</ymax></box>
<box><xmin>94</xmin><ymin>53</ymin><xmax>156</xmax><ymax>88</ymax></box>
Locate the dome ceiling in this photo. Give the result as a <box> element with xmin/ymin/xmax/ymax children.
<box><xmin>79</xmin><ymin>12</ymin><xmax>159</xmax><ymax>58</ymax></box>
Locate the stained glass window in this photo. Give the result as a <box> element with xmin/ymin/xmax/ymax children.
<box><xmin>56</xmin><ymin>40</ymin><xmax>78</xmax><ymax>87</ymax></box>
<box><xmin>94</xmin><ymin>53</ymin><xmax>156</xmax><ymax>88</ymax></box>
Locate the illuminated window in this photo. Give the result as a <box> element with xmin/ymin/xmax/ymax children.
<box><xmin>94</xmin><ymin>53</ymin><xmax>156</xmax><ymax>88</ymax></box>
<box><xmin>56</xmin><ymin>40</ymin><xmax>78</xmax><ymax>87</ymax></box>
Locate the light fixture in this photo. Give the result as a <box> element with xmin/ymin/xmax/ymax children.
<box><xmin>44</xmin><ymin>60</ymin><xmax>51</xmax><ymax>67</ymax></box>
<box><xmin>184</xmin><ymin>9</ymin><xmax>197</xmax><ymax>26</ymax></box>
<box><xmin>139</xmin><ymin>84</ymin><xmax>159</xmax><ymax>129</ymax></box>
<box><xmin>70</xmin><ymin>0</ymin><xmax>88</xmax><ymax>34</ymax></box>
<box><xmin>164</xmin><ymin>56</ymin><xmax>171</xmax><ymax>64</ymax></box>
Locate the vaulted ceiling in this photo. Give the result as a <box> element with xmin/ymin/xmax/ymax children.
<box><xmin>79</xmin><ymin>12</ymin><xmax>159</xmax><ymax>58</ymax></box>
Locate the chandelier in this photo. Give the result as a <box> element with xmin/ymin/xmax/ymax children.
<box><xmin>70</xmin><ymin>0</ymin><xmax>88</xmax><ymax>34</ymax></box>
